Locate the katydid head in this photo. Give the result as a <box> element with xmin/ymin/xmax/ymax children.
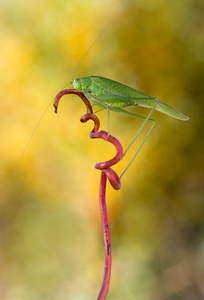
<box><xmin>73</xmin><ymin>78</ymin><xmax>82</xmax><ymax>90</ymax></box>
<box><xmin>73</xmin><ymin>77</ymin><xmax>92</xmax><ymax>92</ymax></box>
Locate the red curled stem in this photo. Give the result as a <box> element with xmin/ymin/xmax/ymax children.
<box><xmin>91</xmin><ymin>131</ymin><xmax>123</xmax><ymax>171</ymax></box>
<box><xmin>53</xmin><ymin>90</ymin><xmax>123</xmax><ymax>300</ymax></box>
<box><xmin>80</xmin><ymin>112</ymin><xmax>122</xmax><ymax>299</ymax></box>
<box><xmin>80</xmin><ymin>113</ymin><xmax>100</xmax><ymax>134</ymax></box>
<box><xmin>81</xmin><ymin>114</ymin><xmax>123</xmax><ymax>171</ymax></box>
<box><xmin>53</xmin><ymin>89</ymin><xmax>93</xmax><ymax>114</ymax></box>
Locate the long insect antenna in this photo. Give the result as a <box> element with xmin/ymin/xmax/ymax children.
<box><xmin>8</xmin><ymin>82</ymin><xmax>72</xmax><ymax>182</ymax></box>
<box><xmin>9</xmin><ymin>20</ymin><xmax>113</xmax><ymax>181</ymax></box>
<box><xmin>72</xmin><ymin>20</ymin><xmax>113</xmax><ymax>81</ymax></box>
<box><xmin>63</xmin><ymin>80</ymin><xmax>73</xmax><ymax>88</ymax></box>
<box><xmin>8</xmin><ymin>101</ymin><xmax>52</xmax><ymax>182</ymax></box>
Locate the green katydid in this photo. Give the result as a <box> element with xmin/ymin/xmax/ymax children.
<box><xmin>9</xmin><ymin>21</ymin><xmax>189</xmax><ymax>181</ymax></box>
<box><xmin>67</xmin><ymin>76</ymin><xmax>189</xmax><ymax>178</ymax></box>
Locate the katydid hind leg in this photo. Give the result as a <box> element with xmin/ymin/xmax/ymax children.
<box><xmin>120</xmin><ymin>100</ymin><xmax>158</xmax><ymax>179</ymax></box>
<box><xmin>120</xmin><ymin>120</ymin><xmax>156</xmax><ymax>179</ymax></box>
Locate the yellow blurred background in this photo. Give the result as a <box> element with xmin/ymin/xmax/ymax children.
<box><xmin>1</xmin><ymin>0</ymin><xmax>204</xmax><ymax>299</ymax></box>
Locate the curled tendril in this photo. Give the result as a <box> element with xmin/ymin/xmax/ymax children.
<box><xmin>80</xmin><ymin>113</ymin><xmax>123</xmax><ymax>190</ymax></box>
<box><xmin>53</xmin><ymin>89</ymin><xmax>123</xmax><ymax>300</ymax></box>
<box><xmin>80</xmin><ymin>112</ymin><xmax>123</xmax><ymax>300</ymax></box>
<box><xmin>53</xmin><ymin>89</ymin><xmax>93</xmax><ymax>115</ymax></box>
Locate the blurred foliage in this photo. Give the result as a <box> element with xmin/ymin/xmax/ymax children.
<box><xmin>1</xmin><ymin>0</ymin><xmax>204</xmax><ymax>299</ymax></box>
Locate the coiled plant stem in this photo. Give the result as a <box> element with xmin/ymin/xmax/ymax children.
<box><xmin>54</xmin><ymin>90</ymin><xmax>123</xmax><ymax>300</ymax></box>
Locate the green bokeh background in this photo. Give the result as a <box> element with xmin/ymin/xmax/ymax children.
<box><xmin>1</xmin><ymin>0</ymin><xmax>204</xmax><ymax>299</ymax></box>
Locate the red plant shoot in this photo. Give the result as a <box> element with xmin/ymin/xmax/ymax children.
<box><xmin>54</xmin><ymin>89</ymin><xmax>123</xmax><ymax>300</ymax></box>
